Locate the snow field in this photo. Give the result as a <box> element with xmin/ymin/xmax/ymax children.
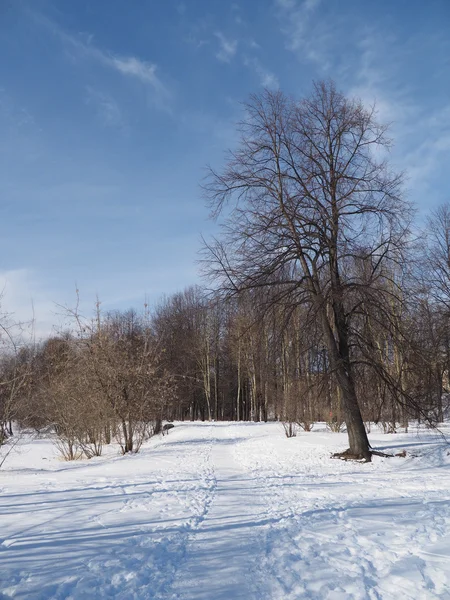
<box><xmin>1</xmin><ymin>422</ymin><xmax>450</xmax><ymax>599</ymax></box>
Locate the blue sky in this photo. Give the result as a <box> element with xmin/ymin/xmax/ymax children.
<box><xmin>0</xmin><ymin>0</ymin><xmax>449</xmax><ymax>335</ymax></box>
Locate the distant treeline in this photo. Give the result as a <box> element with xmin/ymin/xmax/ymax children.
<box><xmin>1</xmin><ymin>81</ymin><xmax>450</xmax><ymax>461</ymax></box>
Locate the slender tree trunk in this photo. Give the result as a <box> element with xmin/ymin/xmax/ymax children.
<box><xmin>436</xmin><ymin>369</ymin><xmax>444</xmax><ymax>423</ymax></box>
<box><xmin>236</xmin><ymin>342</ymin><xmax>241</xmax><ymax>421</ymax></box>
<box><xmin>214</xmin><ymin>355</ymin><xmax>219</xmax><ymax>421</ymax></box>
<box><xmin>202</xmin><ymin>350</ymin><xmax>212</xmax><ymax>421</ymax></box>
<box><xmin>122</xmin><ymin>419</ymin><xmax>133</xmax><ymax>453</ymax></box>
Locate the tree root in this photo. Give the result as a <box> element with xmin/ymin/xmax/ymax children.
<box><xmin>332</xmin><ymin>448</ymin><xmax>407</xmax><ymax>462</ymax></box>
<box><xmin>371</xmin><ymin>450</ymin><xmax>395</xmax><ymax>458</ymax></box>
<box><xmin>331</xmin><ymin>448</ymin><xmax>372</xmax><ymax>462</ymax></box>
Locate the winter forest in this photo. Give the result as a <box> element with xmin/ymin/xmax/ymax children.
<box><xmin>3</xmin><ymin>74</ymin><xmax>450</xmax><ymax>598</ymax></box>
<box><xmin>3</xmin><ymin>0</ymin><xmax>450</xmax><ymax>595</ymax></box>
<box><xmin>1</xmin><ymin>82</ymin><xmax>450</xmax><ymax>462</ymax></box>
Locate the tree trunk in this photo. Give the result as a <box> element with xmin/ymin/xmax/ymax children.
<box><xmin>104</xmin><ymin>423</ymin><xmax>111</xmax><ymax>445</ymax></box>
<box><xmin>321</xmin><ymin>305</ymin><xmax>371</xmax><ymax>460</ymax></box>
<box><xmin>154</xmin><ymin>417</ymin><xmax>162</xmax><ymax>435</ymax></box>
<box><xmin>122</xmin><ymin>419</ymin><xmax>133</xmax><ymax>453</ymax></box>
<box><xmin>236</xmin><ymin>341</ymin><xmax>241</xmax><ymax>421</ymax></box>
<box><xmin>334</xmin><ymin>362</ymin><xmax>371</xmax><ymax>460</ymax></box>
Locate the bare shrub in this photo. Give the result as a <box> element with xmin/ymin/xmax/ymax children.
<box><xmin>282</xmin><ymin>422</ymin><xmax>298</xmax><ymax>438</ymax></box>
<box><xmin>326</xmin><ymin>412</ymin><xmax>345</xmax><ymax>433</ymax></box>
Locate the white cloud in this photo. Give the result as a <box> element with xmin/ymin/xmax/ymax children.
<box><xmin>215</xmin><ymin>32</ymin><xmax>238</xmax><ymax>63</ymax></box>
<box><xmin>243</xmin><ymin>57</ymin><xmax>279</xmax><ymax>89</ymax></box>
<box><xmin>110</xmin><ymin>56</ymin><xmax>158</xmax><ymax>86</ymax></box>
<box><xmin>275</xmin><ymin>0</ymin><xmax>297</xmax><ymax>8</ymax></box>
<box><xmin>400</xmin><ymin>104</ymin><xmax>450</xmax><ymax>206</ymax></box>
<box><xmin>304</xmin><ymin>0</ymin><xmax>321</xmax><ymax>11</ymax></box>
<box><xmin>346</xmin><ymin>31</ymin><xmax>420</xmax><ymax>135</ymax></box>
<box><xmin>276</xmin><ymin>0</ymin><xmax>320</xmax><ymax>10</ymax></box>
<box><xmin>273</xmin><ymin>0</ymin><xmax>449</xmax><ymax>216</ymax></box>
<box><xmin>339</xmin><ymin>30</ymin><xmax>450</xmax><ymax>213</ymax></box>
<box><xmin>88</xmin><ymin>46</ymin><xmax>168</xmax><ymax>101</ymax></box>
<box><xmin>274</xmin><ymin>0</ymin><xmax>332</xmax><ymax>70</ymax></box>
<box><xmin>27</xmin><ymin>9</ymin><xmax>169</xmax><ymax>103</ymax></box>
<box><xmin>0</xmin><ymin>89</ymin><xmax>36</xmax><ymax>130</ymax></box>
<box><xmin>85</xmin><ymin>87</ymin><xmax>125</xmax><ymax>129</ymax></box>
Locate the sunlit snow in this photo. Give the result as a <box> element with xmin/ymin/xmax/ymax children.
<box><xmin>1</xmin><ymin>422</ymin><xmax>450</xmax><ymax>599</ymax></box>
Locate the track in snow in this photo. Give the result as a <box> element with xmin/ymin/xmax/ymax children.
<box><xmin>1</xmin><ymin>422</ymin><xmax>450</xmax><ymax>599</ymax></box>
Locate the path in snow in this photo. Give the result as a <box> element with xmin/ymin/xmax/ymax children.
<box><xmin>169</xmin><ymin>425</ymin><xmax>270</xmax><ymax>600</ymax></box>
<box><xmin>1</xmin><ymin>422</ymin><xmax>450</xmax><ymax>599</ymax></box>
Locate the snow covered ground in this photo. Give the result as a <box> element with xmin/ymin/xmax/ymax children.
<box><xmin>1</xmin><ymin>422</ymin><xmax>450</xmax><ymax>599</ymax></box>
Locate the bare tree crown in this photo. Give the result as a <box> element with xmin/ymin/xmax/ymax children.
<box><xmin>204</xmin><ymin>80</ymin><xmax>409</xmax><ymax>300</ymax></box>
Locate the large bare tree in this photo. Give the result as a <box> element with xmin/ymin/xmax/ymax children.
<box><xmin>204</xmin><ymin>80</ymin><xmax>411</xmax><ymax>460</ymax></box>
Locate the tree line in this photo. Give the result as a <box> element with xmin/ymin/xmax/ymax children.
<box><xmin>1</xmin><ymin>80</ymin><xmax>449</xmax><ymax>462</ymax></box>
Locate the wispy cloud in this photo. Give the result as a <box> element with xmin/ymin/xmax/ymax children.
<box><xmin>215</xmin><ymin>32</ymin><xmax>238</xmax><ymax>63</ymax></box>
<box><xmin>243</xmin><ymin>56</ymin><xmax>279</xmax><ymax>89</ymax></box>
<box><xmin>214</xmin><ymin>28</ymin><xmax>277</xmax><ymax>87</ymax></box>
<box><xmin>275</xmin><ymin>0</ymin><xmax>297</xmax><ymax>8</ymax></box>
<box><xmin>0</xmin><ymin>89</ymin><xmax>42</xmax><ymax>165</ymax></box>
<box><xmin>27</xmin><ymin>8</ymin><xmax>170</xmax><ymax>104</ymax></box>
<box><xmin>339</xmin><ymin>28</ymin><xmax>450</xmax><ymax>213</ymax></box>
<box><xmin>272</xmin><ymin>0</ymin><xmax>450</xmax><ymax>216</ymax></box>
<box><xmin>400</xmin><ymin>103</ymin><xmax>450</xmax><ymax>209</ymax></box>
<box><xmin>108</xmin><ymin>56</ymin><xmax>162</xmax><ymax>90</ymax></box>
<box><xmin>85</xmin><ymin>86</ymin><xmax>125</xmax><ymax>129</ymax></box>
<box><xmin>274</xmin><ymin>0</ymin><xmax>332</xmax><ymax>70</ymax></box>
<box><xmin>0</xmin><ymin>89</ymin><xmax>36</xmax><ymax>130</ymax></box>
<box><xmin>303</xmin><ymin>0</ymin><xmax>321</xmax><ymax>10</ymax></box>
<box><xmin>275</xmin><ymin>0</ymin><xmax>320</xmax><ymax>12</ymax></box>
